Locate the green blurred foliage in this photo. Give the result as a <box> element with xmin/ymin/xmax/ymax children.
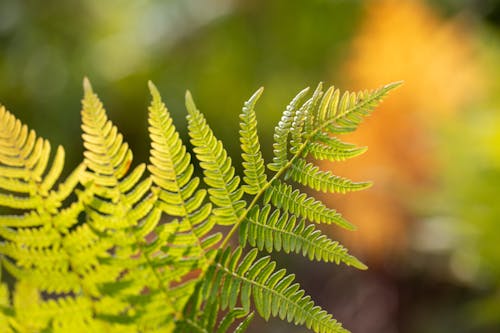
<box><xmin>430</xmin><ymin>26</ymin><xmax>500</xmax><ymax>331</ymax></box>
<box><xmin>0</xmin><ymin>0</ymin><xmax>361</xmax><ymax>169</ymax></box>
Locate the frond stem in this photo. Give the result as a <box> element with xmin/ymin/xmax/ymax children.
<box><xmin>182</xmin><ymin>318</ymin><xmax>210</xmax><ymax>333</ymax></box>
<box><xmin>220</xmin><ymin>143</ymin><xmax>308</xmax><ymax>249</ymax></box>
<box><xmin>140</xmin><ymin>243</ymin><xmax>183</xmax><ymax>320</ymax></box>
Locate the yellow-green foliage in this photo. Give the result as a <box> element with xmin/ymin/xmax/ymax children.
<box><xmin>0</xmin><ymin>79</ymin><xmax>400</xmax><ymax>333</ymax></box>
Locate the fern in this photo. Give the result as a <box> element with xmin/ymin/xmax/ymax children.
<box><xmin>0</xmin><ymin>79</ymin><xmax>400</xmax><ymax>333</ymax></box>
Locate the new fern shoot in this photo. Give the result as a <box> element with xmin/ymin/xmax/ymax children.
<box><xmin>0</xmin><ymin>79</ymin><xmax>400</xmax><ymax>333</ymax></box>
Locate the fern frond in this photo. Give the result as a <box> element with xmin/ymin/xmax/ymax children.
<box><xmin>81</xmin><ymin>78</ymin><xmax>160</xmax><ymax>234</ymax></box>
<box><xmin>0</xmin><ymin>106</ymin><xmax>74</xmax><ymax>207</ymax></box>
<box><xmin>186</xmin><ymin>92</ymin><xmax>245</xmax><ymax>225</ymax></box>
<box><xmin>312</xmin><ymin>131</ymin><xmax>359</xmax><ymax>148</ymax></box>
<box><xmin>290</xmin><ymin>83</ymin><xmax>323</xmax><ymax>152</ymax></box>
<box><xmin>305</xmin><ymin>141</ymin><xmax>367</xmax><ymax>162</ymax></box>
<box><xmin>287</xmin><ymin>158</ymin><xmax>371</xmax><ymax>193</ymax></box>
<box><xmin>239</xmin><ymin>87</ymin><xmax>268</xmax><ymax>195</ymax></box>
<box><xmin>81</xmin><ymin>79</ymin><xmax>134</xmax><ymax>190</ymax></box>
<box><xmin>263</xmin><ymin>180</ymin><xmax>354</xmax><ymax>230</ymax></box>
<box><xmin>203</xmin><ymin>247</ymin><xmax>349</xmax><ymax>333</ymax></box>
<box><xmin>148</xmin><ymin>82</ymin><xmax>216</xmax><ymax>258</ymax></box>
<box><xmin>146</xmin><ymin>82</ymin><xmax>223</xmax><ymax>313</ymax></box>
<box><xmin>0</xmin><ymin>106</ymin><xmax>50</xmax><ymax>179</ymax></box>
<box><xmin>239</xmin><ymin>205</ymin><xmax>366</xmax><ymax>268</ymax></box>
<box><xmin>0</xmin><ymin>105</ymin><xmax>93</xmax><ymax>297</ymax></box>
<box><xmin>313</xmin><ymin>82</ymin><xmax>402</xmax><ymax>133</ymax></box>
<box><xmin>267</xmin><ymin>87</ymin><xmax>310</xmax><ymax>172</ymax></box>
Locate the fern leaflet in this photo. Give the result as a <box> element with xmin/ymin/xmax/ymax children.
<box><xmin>239</xmin><ymin>205</ymin><xmax>367</xmax><ymax>269</ymax></box>
<box><xmin>263</xmin><ymin>180</ymin><xmax>354</xmax><ymax>230</ymax></box>
<box><xmin>286</xmin><ymin>158</ymin><xmax>372</xmax><ymax>193</ymax></box>
<box><xmin>239</xmin><ymin>87</ymin><xmax>268</xmax><ymax>195</ymax></box>
<box><xmin>186</xmin><ymin>92</ymin><xmax>246</xmax><ymax>225</ymax></box>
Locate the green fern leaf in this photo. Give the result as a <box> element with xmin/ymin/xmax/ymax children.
<box><xmin>0</xmin><ymin>104</ymin><xmax>96</xmax><ymax>299</ymax></box>
<box><xmin>239</xmin><ymin>205</ymin><xmax>366</xmax><ymax>269</ymax></box>
<box><xmin>0</xmin><ymin>106</ymin><xmax>77</xmax><ymax>211</ymax></box>
<box><xmin>239</xmin><ymin>87</ymin><xmax>268</xmax><ymax>195</ymax></box>
<box><xmin>263</xmin><ymin>180</ymin><xmax>354</xmax><ymax>230</ymax></box>
<box><xmin>186</xmin><ymin>92</ymin><xmax>246</xmax><ymax>225</ymax></box>
<box><xmin>314</xmin><ymin>82</ymin><xmax>402</xmax><ymax>133</ymax></box>
<box><xmin>148</xmin><ymin>82</ymin><xmax>217</xmax><ymax>258</ymax></box>
<box><xmin>287</xmin><ymin>158</ymin><xmax>371</xmax><ymax>193</ymax></box>
<box><xmin>312</xmin><ymin>131</ymin><xmax>359</xmax><ymax>149</ymax></box>
<box><xmin>305</xmin><ymin>141</ymin><xmax>367</xmax><ymax>162</ymax></box>
<box><xmin>290</xmin><ymin>83</ymin><xmax>323</xmax><ymax>153</ymax></box>
<box><xmin>146</xmin><ymin>82</ymin><xmax>226</xmax><ymax>313</ymax></box>
<box><xmin>81</xmin><ymin>78</ymin><xmax>160</xmax><ymax>233</ymax></box>
<box><xmin>80</xmin><ymin>80</ymin><xmax>163</xmax><ymax>266</ymax></box>
<box><xmin>267</xmin><ymin>87</ymin><xmax>310</xmax><ymax>172</ymax></box>
<box><xmin>203</xmin><ymin>247</ymin><xmax>349</xmax><ymax>333</ymax></box>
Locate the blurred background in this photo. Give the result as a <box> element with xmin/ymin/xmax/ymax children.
<box><xmin>0</xmin><ymin>0</ymin><xmax>499</xmax><ymax>332</ymax></box>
